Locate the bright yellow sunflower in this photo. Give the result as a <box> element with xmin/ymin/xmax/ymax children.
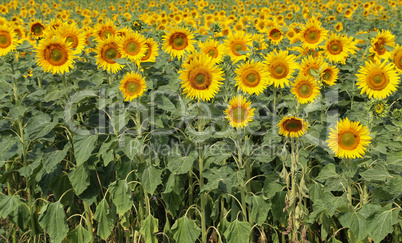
<box><xmin>95</xmin><ymin>19</ymin><xmax>117</xmax><ymax>41</ymax></box>
<box><xmin>56</xmin><ymin>23</ymin><xmax>86</xmax><ymax>55</ymax></box>
<box><xmin>119</xmin><ymin>72</ymin><xmax>147</xmax><ymax>101</ymax></box>
<box><xmin>321</xmin><ymin>66</ymin><xmax>339</xmax><ymax>86</ymax></box>
<box><xmin>119</xmin><ymin>31</ymin><xmax>147</xmax><ymax>61</ymax></box>
<box><xmin>30</xmin><ymin>20</ymin><xmax>46</xmax><ymax>39</ymax></box>
<box><xmin>96</xmin><ymin>36</ymin><xmax>124</xmax><ymax>74</ymax></box>
<box><xmin>35</xmin><ymin>37</ymin><xmax>76</xmax><ymax>74</ymax></box>
<box><xmin>48</xmin><ymin>18</ymin><xmax>64</xmax><ymax>30</ymax></box>
<box><xmin>277</xmin><ymin>116</ymin><xmax>308</xmax><ymax>137</ymax></box>
<box><xmin>299</xmin><ymin>16</ymin><xmax>328</xmax><ymax>49</ymax></box>
<box><xmin>324</xmin><ymin>32</ymin><xmax>358</xmax><ymax>64</ymax></box>
<box><xmin>356</xmin><ymin>60</ymin><xmax>399</xmax><ymax>99</ymax></box>
<box><xmin>199</xmin><ymin>38</ymin><xmax>224</xmax><ymax>64</ymax></box>
<box><xmin>163</xmin><ymin>27</ymin><xmax>195</xmax><ymax>60</ymax></box>
<box><xmin>369</xmin><ymin>30</ymin><xmax>395</xmax><ymax>60</ymax></box>
<box><xmin>223</xmin><ymin>30</ymin><xmax>253</xmax><ymax>63</ymax></box>
<box><xmin>267</xmin><ymin>26</ymin><xmax>284</xmax><ymax>45</ymax></box>
<box><xmin>265</xmin><ymin>49</ymin><xmax>299</xmax><ymax>88</ymax></box>
<box><xmin>0</xmin><ymin>24</ymin><xmax>19</xmax><ymax>56</ymax></box>
<box><xmin>179</xmin><ymin>54</ymin><xmax>224</xmax><ymax>101</ymax></box>
<box><xmin>391</xmin><ymin>44</ymin><xmax>402</xmax><ymax>73</ymax></box>
<box><xmin>291</xmin><ymin>75</ymin><xmax>321</xmax><ymax>104</ymax></box>
<box><xmin>235</xmin><ymin>60</ymin><xmax>269</xmax><ymax>95</ymax></box>
<box><xmin>137</xmin><ymin>37</ymin><xmax>159</xmax><ymax>65</ymax></box>
<box><xmin>326</xmin><ymin>118</ymin><xmax>372</xmax><ymax>159</ymax></box>
<box><xmin>300</xmin><ymin>55</ymin><xmax>327</xmax><ymax>78</ymax></box>
<box><xmin>224</xmin><ymin>95</ymin><xmax>255</xmax><ymax>129</ymax></box>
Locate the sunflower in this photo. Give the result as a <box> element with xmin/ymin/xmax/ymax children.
<box><xmin>324</xmin><ymin>32</ymin><xmax>358</xmax><ymax>64</ymax></box>
<box><xmin>371</xmin><ymin>101</ymin><xmax>389</xmax><ymax>118</ymax></box>
<box><xmin>48</xmin><ymin>18</ymin><xmax>64</xmax><ymax>30</ymax></box>
<box><xmin>252</xmin><ymin>33</ymin><xmax>269</xmax><ymax>51</ymax></box>
<box><xmin>35</xmin><ymin>37</ymin><xmax>76</xmax><ymax>74</ymax></box>
<box><xmin>119</xmin><ymin>72</ymin><xmax>147</xmax><ymax>101</ymax></box>
<box><xmin>223</xmin><ymin>30</ymin><xmax>253</xmax><ymax>63</ymax></box>
<box><xmin>321</xmin><ymin>66</ymin><xmax>339</xmax><ymax>86</ymax></box>
<box><xmin>0</xmin><ymin>24</ymin><xmax>19</xmax><ymax>56</ymax></box>
<box><xmin>95</xmin><ymin>19</ymin><xmax>117</xmax><ymax>40</ymax></box>
<box><xmin>224</xmin><ymin>95</ymin><xmax>255</xmax><ymax>129</ymax></box>
<box><xmin>291</xmin><ymin>75</ymin><xmax>321</xmax><ymax>104</ymax></box>
<box><xmin>267</xmin><ymin>26</ymin><xmax>283</xmax><ymax>45</ymax></box>
<box><xmin>137</xmin><ymin>37</ymin><xmax>158</xmax><ymax>64</ymax></box>
<box><xmin>326</xmin><ymin>118</ymin><xmax>372</xmax><ymax>159</ymax></box>
<box><xmin>391</xmin><ymin>44</ymin><xmax>402</xmax><ymax>73</ymax></box>
<box><xmin>286</xmin><ymin>29</ymin><xmax>299</xmax><ymax>44</ymax></box>
<box><xmin>96</xmin><ymin>36</ymin><xmax>124</xmax><ymax>74</ymax></box>
<box><xmin>265</xmin><ymin>49</ymin><xmax>299</xmax><ymax>88</ymax></box>
<box><xmin>300</xmin><ymin>55</ymin><xmax>327</xmax><ymax>78</ymax></box>
<box><xmin>119</xmin><ymin>31</ymin><xmax>147</xmax><ymax>61</ymax></box>
<box><xmin>299</xmin><ymin>17</ymin><xmax>328</xmax><ymax>49</ymax></box>
<box><xmin>163</xmin><ymin>27</ymin><xmax>195</xmax><ymax>60</ymax></box>
<box><xmin>369</xmin><ymin>30</ymin><xmax>395</xmax><ymax>60</ymax></box>
<box><xmin>56</xmin><ymin>23</ymin><xmax>86</xmax><ymax>54</ymax></box>
<box><xmin>235</xmin><ymin>60</ymin><xmax>269</xmax><ymax>95</ymax></box>
<box><xmin>30</xmin><ymin>20</ymin><xmax>46</xmax><ymax>39</ymax></box>
<box><xmin>199</xmin><ymin>38</ymin><xmax>224</xmax><ymax>64</ymax></box>
<box><xmin>179</xmin><ymin>54</ymin><xmax>224</xmax><ymax>101</ymax></box>
<box><xmin>277</xmin><ymin>116</ymin><xmax>308</xmax><ymax>137</ymax></box>
<box><xmin>356</xmin><ymin>60</ymin><xmax>399</xmax><ymax>99</ymax></box>
<box><xmin>335</xmin><ymin>22</ymin><xmax>343</xmax><ymax>32</ymax></box>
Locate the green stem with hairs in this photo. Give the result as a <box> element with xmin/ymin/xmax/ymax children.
<box><xmin>83</xmin><ymin>201</ymin><xmax>94</xmax><ymax>243</ymax></box>
<box><xmin>290</xmin><ymin>137</ymin><xmax>298</xmax><ymax>241</ymax></box>
<box><xmin>198</xmin><ymin>102</ymin><xmax>207</xmax><ymax>243</ymax></box>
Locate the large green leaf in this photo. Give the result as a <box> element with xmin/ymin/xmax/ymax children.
<box><xmin>167</xmin><ymin>151</ymin><xmax>196</xmax><ymax>175</ymax></box>
<box><xmin>360</xmin><ymin>164</ymin><xmax>391</xmax><ymax>182</ymax></box>
<box><xmin>38</xmin><ymin>202</ymin><xmax>69</xmax><ymax>243</ymax></box>
<box><xmin>316</xmin><ymin>163</ymin><xmax>339</xmax><ymax>181</ymax></box>
<box><xmin>339</xmin><ymin>211</ymin><xmax>368</xmax><ymax>241</ymax></box>
<box><xmin>367</xmin><ymin>205</ymin><xmax>400</xmax><ymax>243</ymax></box>
<box><xmin>68</xmin><ymin>164</ymin><xmax>90</xmax><ymax>195</ymax></box>
<box><xmin>139</xmin><ymin>165</ymin><xmax>162</xmax><ymax>195</ymax></box>
<box><xmin>140</xmin><ymin>214</ymin><xmax>159</xmax><ymax>243</ymax></box>
<box><xmin>109</xmin><ymin>180</ymin><xmax>133</xmax><ymax>216</ymax></box>
<box><xmin>73</xmin><ymin>134</ymin><xmax>98</xmax><ymax>166</ymax></box>
<box><xmin>25</xmin><ymin>113</ymin><xmax>57</xmax><ymax>140</ymax></box>
<box><xmin>246</xmin><ymin>195</ymin><xmax>271</xmax><ymax>226</ymax></box>
<box><xmin>9</xmin><ymin>202</ymin><xmax>30</xmax><ymax>230</ymax></box>
<box><xmin>43</xmin><ymin>144</ymin><xmax>71</xmax><ymax>173</ymax></box>
<box><xmin>93</xmin><ymin>199</ymin><xmax>113</xmax><ymax>240</ymax></box>
<box><xmin>171</xmin><ymin>216</ymin><xmax>201</xmax><ymax>243</ymax></box>
<box><xmin>67</xmin><ymin>224</ymin><xmax>92</xmax><ymax>243</ymax></box>
<box><xmin>223</xmin><ymin>219</ymin><xmax>251</xmax><ymax>243</ymax></box>
<box><xmin>0</xmin><ymin>194</ymin><xmax>21</xmax><ymax>218</ymax></box>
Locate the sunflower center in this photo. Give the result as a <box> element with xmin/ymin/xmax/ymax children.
<box><xmin>270</xmin><ymin>62</ymin><xmax>288</xmax><ymax>79</ymax></box>
<box><xmin>169</xmin><ymin>32</ymin><xmax>188</xmax><ymax>50</ymax></box>
<box><xmin>231</xmin><ymin>42</ymin><xmax>246</xmax><ymax>56</ymax></box>
<box><xmin>270</xmin><ymin>29</ymin><xmax>281</xmax><ymax>40</ymax></box>
<box><xmin>44</xmin><ymin>44</ymin><xmax>68</xmax><ymax>66</ymax></box>
<box><xmin>283</xmin><ymin>118</ymin><xmax>303</xmax><ymax>132</ymax></box>
<box><xmin>231</xmin><ymin>106</ymin><xmax>248</xmax><ymax>123</ymax></box>
<box><xmin>372</xmin><ymin>74</ymin><xmax>383</xmax><ymax>84</ymax></box>
<box><xmin>102</xmin><ymin>29</ymin><xmax>114</xmax><ymax>39</ymax></box>
<box><xmin>329</xmin><ymin>41</ymin><xmax>342</xmax><ymax>54</ymax></box>
<box><xmin>189</xmin><ymin>68</ymin><xmax>212</xmax><ymax>90</ymax></box>
<box><xmin>125</xmin><ymin>81</ymin><xmax>141</xmax><ymax>95</ymax></box>
<box><xmin>32</xmin><ymin>24</ymin><xmax>44</xmax><ymax>35</ymax></box>
<box><xmin>141</xmin><ymin>43</ymin><xmax>152</xmax><ymax>61</ymax></box>
<box><xmin>126</xmin><ymin>41</ymin><xmax>140</xmax><ymax>55</ymax></box>
<box><xmin>340</xmin><ymin>132</ymin><xmax>359</xmax><ymax>150</ymax></box>
<box><xmin>50</xmin><ymin>49</ymin><xmax>63</xmax><ymax>62</ymax></box>
<box><xmin>393</xmin><ymin>50</ymin><xmax>402</xmax><ymax>69</ymax></box>
<box><xmin>298</xmin><ymin>83</ymin><xmax>313</xmax><ymax>98</ymax></box>
<box><xmin>101</xmin><ymin>43</ymin><xmax>121</xmax><ymax>64</ymax></box>
<box><xmin>375</xmin><ymin>103</ymin><xmax>384</xmax><ymax>113</ymax></box>
<box><xmin>243</xmin><ymin>70</ymin><xmax>260</xmax><ymax>87</ymax></box>
<box><xmin>0</xmin><ymin>32</ymin><xmax>11</xmax><ymax>48</ymax></box>
<box><xmin>207</xmin><ymin>48</ymin><xmax>217</xmax><ymax>58</ymax></box>
<box><xmin>66</xmin><ymin>35</ymin><xmax>78</xmax><ymax>48</ymax></box>
<box><xmin>106</xmin><ymin>47</ymin><xmax>118</xmax><ymax>59</ymax></box>
<box><xmin>374</xmin><ymin>39</ymin><xmax>386</xmax><ymax>55</ymax></box>
<box><xmin>322</xmin><ymin>70</ymin><xmax>331</xmax><ymax>80</ymax></box>
<box><xmin>304</xmin><ymin>28</ymin><xmax>320</xmax><ymax>44</ymax></box>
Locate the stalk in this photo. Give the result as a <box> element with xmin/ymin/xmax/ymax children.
<box><xmin>83</xmin><ymin>201</ymin><xmax>94</xmax><ymax>242</ymax></box>
<box><xmin>198</xmin><ymin>102</ymin><xmax>207</xmax><ymax>243</ymax></box>
<box><xmin>290</xmin><ymin>137</ymin><xmax>298</xmax><ymax>241</ymax></box>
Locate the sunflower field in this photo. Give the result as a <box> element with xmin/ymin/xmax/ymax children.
<box><xmin>1</xmin><ymin>0</ymin><xmax>402</xmax><ymax>242</ymax></box>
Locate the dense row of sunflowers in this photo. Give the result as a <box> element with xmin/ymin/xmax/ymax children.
<box><xmin>1</xmin><ymin>0</ymin><xmax>402</xmax><ymax>242</ymax></box>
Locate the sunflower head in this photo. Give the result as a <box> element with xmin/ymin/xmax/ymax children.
<box><xmin>163</xmin><ymin>27</ymin><xmax>195</xmax><ymax>60</ymax></box>
<box><xmin>370</xmin><ymin>100</ymin><xmax>389</xmax><ymax>118</ymax></box>
<box><xmin>265</xmin><ymin>49</ymin><xmax>299</xmax><ymax>88</ymax></box>
<box><xmin>291</xmin><ymin>75</ymin><xmax>321</xmax><ymax>104</ymax></box>
<box><xmin>235</xmin><ymin>60</ymin><xmax>269</xmax><ymax>95</ymax></box>
<box><xmin>300</xmin><ymin>16</ymin><xmax>328</xmax><ymax>49</ymax></box>
<box><xmin>0</xmin><ymin>24</ymin><xmax>19</xmax><ymax>56</ymax></box>
<box><xmin>119</xmin><ymin>72</ymin><xmax>147</xmax><ymax>101</ymax></box>
<box><xmin>96</xmin><ymin>35</ymin><xmax>124</xmax><ymax>73</ymax></box>
<box><xmin>326</xmin><ymin>118</ymin><xmax>372</xmax><ymax>159</ymax></box>
<box><xmin>224</xmin><ymin>95</ymin><xmax>255</xmax><ymax>129</ymax></box>
<box><xmin>119</xmin><ymin>31</ymin><xmax>147</xmax><ymax>61</ymax></box>
<box><xmin>224</xmin><ymin>30</ymin><xmax>252</xmax><ymax>63</ymax></box>
<box><xmin>321</xmin><ymin>65</ymin><xmax>339</xmax><ymax>86</ymax></box>
<box><xmin>391</xmin><ymin>44</ymin><xmax>402</xmax><ymax>73</ymax></box>
<box><xmin>277</xmin><ymin>116</ymin><xmax>308</xmax><ymax>137</ymax></box>
<box><xmin>30</xmin><ymin>20</ymin><xmax>46</xmax><ymax>39</ymax></box>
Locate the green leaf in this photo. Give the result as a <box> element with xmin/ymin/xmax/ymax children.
<box><xmin>140</xmin><ymin>214</ymin><xmax>159</xmax><ymax>243</ymax></box>
<box><xmin>316</xmin><ymin>163</ymin><xmax>339</xmax><ymax>181</ymax></box>
<box><xmin>9</xmin><ymin>202</ymin><xmax>30</xmax><ymax>230</ymax></box>
<box><xmin>38</xmin><ymin>202</ymin><xmax>69</xmax><ymax>243</ymax></box>
<box><xmin>246</xmin><ymin>195</ymin><xmax>271</xmax><ymax>226</ymax></box>
<box><xmin>25</xmin><ymin>113</ymin><xmax>57</xmax><ymax>140</ymax></box>
<box><xmin>367</xmin><ymin>205</ymin><xmax>400</xmax><ymax>243</ymax></box>
<box><xmin>155</xmin><ymin>95</ymin><xmax>176</xmax><ymax>112</ymax></box>
<box><xmin>339</xmin><ymin>211</ymin><xmax>368</xmax><ymax>241</ymax></box>
<box><xmin>109</xmin><ymin>180</ymin><xmax>133</xmax><ymax>216</ymax></box>
<box><xmin>171</xmin><ymin>216</ymin><xmax>201</xmax><ymax>243</ymax></box>
<box><xmin>67</xmin><ymin>224</ymin><xmax>92</xmax><ymax>243</ymax></box>
<box><xmin>93</xmin><ymin>199</ymin><xmax>113</xmax><ymax>240</ymax></box>
<box><xmin>73</xmin><ymin>134</ymin><xmax>98</xmax><ymax>166</ymax></box>
<box><xmin>140</xmin><ymin>165</ymin><xmax>162</xmax><ymax>195</ymax></box>
<box><xmin>0</xmin><ymin>194</ymin><xmax>21</xmax><ymax>218</ymax></box>
<box><xmin>68</xmin><ymin>164</ymin><xmax>90</xmax><ymax>195</ymax></box>
<box><xmin>263</xmin><ymin>181</ymin><xmax>283</xmax><ymax>199</ymax></box>
<box><xmin>43</xmin><ymin>144</ymin><xmax>71</xmax><ymax>173</ymax></box>
<box><xmin>360</xmin><ymin>164</ymin><xmax>392</xmax><ymax>182</ymax></box>
<box><xmin>223</xmin><ymin>219</ymin><xmax>251</xmax><ymax>243</ymax></box>
<box><xmin>167</xmin><ymin>151</ymin><xmax>196</xmax><ymax>175</ymax></box>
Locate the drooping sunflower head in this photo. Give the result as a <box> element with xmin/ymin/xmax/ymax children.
<box><xmin>391</xmin><ymin>44</ymin><xmax>402</xmax><ymax>73</ymax></box>
<box><xmin>30</xmin><ymin>20</ymin><xmax>46</xmax><ymax>39</ymax></box>
<box><xmin>224</xmin><ymin>95</ymin><xmax>255</xmax><ymax>129</ymax></box>
<box><xmin>326</xmin><ymin>118</ymin><xmax>372</xmax><ymax>159</ymax></box>
<box><xmin>277</xmin><ymin>116</ymin><xmax>308</xmax><ymax>137</ymax></box>
<box><xmin>369</xmin><ymin>30</ymin><xmax>395</xmax><ymax>59</ymax></box>
<box><xmin>96</xmin><ymin>35</ymin><xmax>124</xmax><ymax>74</ymax></box>
<box><xmin>223</xmin><ymin>30</ymin><xmax>253</xmax><ymax>63</ymax></box>
<box><xmin>137</xmin><ymin>37</ymin><xmax>159</xmax><ymax>65</ymax></box>
<box><xmin>119</xmin><ymin>31</ymin><xmax>147</xmax><ymax>61</ymax></box>
<box><xmin>291</xmin><ymin>75</ymin><xmax>321</xmax><ymax>104</ymax></box>
<box><xmin>265</xmin><ymin>49</ymin><xmax>299</xmax><ymax>88</ymax></box>
<box><xmin>356</xmin><ymin>60</ymin><xmax>400</xmax><ymax>99</ymax></box>
<box><xmin>235</xmin><ymin>60</ymin><xmax>269</xmax><ymax>95</ymax></box>
<box><xmin>321</xmin><ymin>65</ymin><xmax>339</xmax><ymax>86</ymax></box>
<box><xmin>55</xmin><ymin>23</ymin><xmax>86</xmax><ymax>54</ymax></box>
<box><xmin>299</xmin><ymin>16</ymin><xmax>328</xmax><ymax>49</ymax></box>
<box><xmin>35</xmin><ymin>37</ymin><xmax>77</xmax><ymax>74</ymax></box>
<box><xmin>119</xmin><ymin>72</ymin><xmax>147</xmax><ymax>101</ymax></box>
<box><xmin>163</xmin><ymin>27</ymin><xmax>195</xmax><ymax>60</ymax></box>
<box><xmin>179</xmin><ymin>54</ymin><xmax>224</xmax><ymax>101</ymax></box>
<box><xmin>0</xmin><ymin>24</ymin><xmax>19</xmax><ymax>56</ymax></box>
<box><xmin>199</xmin><ymin>38</ymin><xmax>224</xmax><ymax>64</ymax></box>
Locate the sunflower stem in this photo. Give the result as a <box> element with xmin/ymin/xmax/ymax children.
<box><xmin>197</xmin><ymin>101</ymin><xmax>207</xmax><ymax>243</ymax></box>
<box><xmin>290</xmin><ymin>136</ymin><xmax>298</xmax><ymax>241</ymax></box>
<box><xmin>83</xmin><ymin>201</ymin><xmax>94</xmax><ymax>243</ymax></box>
<box><xmin>237</xmin><ymin>129</ymin><xmax>248</xmax><ymax>222</ymax></box>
